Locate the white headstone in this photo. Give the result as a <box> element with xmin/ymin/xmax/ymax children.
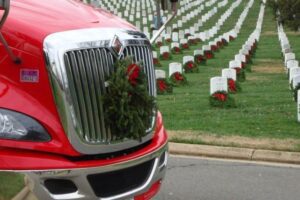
<box><xmin>287</xmin><ymin>60</ymin><xmax>299</xmax><ymax>70</ymax></box>
<box><xmin>160</xmin><ymin>46</ymin><xmax>170</xmax><ymax>54</ymax></box>
<box><xmin>235</xmin><ymin>54</ymin><xmax>246</xmax><ymax>63</ymax></box>
<box><xmin>164</xmin><ymin>34</ymin><xmax>171</xmax><ymax>40</ymax></box>
<box><xmin>293</xmin><ymin>75</ymin><xmax>300</xmax><ymax>89</ymax></box>
<box><xmin>129</xmin><ymin>15</ymin><xmax>134</xmax><ymax>22</ymax></box>
<box><xmin>143</xmin><ymin>17</ymin><xmax>148</xmax><ymax>25</ymax></box>
<box><xmin>290</xmin><ymin>67</ymin><xmax>300</xmax><ymax>84</ymax></box>
<box><xmin>152</xmin><ymin>51</ymin><xmax>158</xmax><ymax>59</ymax></box>
<box><xmin>156</xmin><ymin>37</ymin><xmax>163</xmax><ymax>43</ymax></box>
<box><xmin>169</xmin><ymin>63</ymin><xmax>183</xmax><ymax>77</ymax></box>
<box><xmin>229</xmin><ymin>60</ymin><xmax>241</xmax><ymax>69</ymax></box>
<box><xmin>183</xmin><ymin>56</ymin><xmax>194</xmax><ymax>64</ymax></box>
<box><xmin>155</xmin><ymin>70</ymin><xmax>166</xmax><ymax>79</ymax></box>
<box><xmin>172</xmin><ymin>32</ymin><xmax>179</xmax><ymax>42</ymax></box>
<box><xmin>298</xmin><ymin>90</ymin><xmax>300</xmax><ymax>122</ymax></box>
<box><xmin>194</xmin><ymin>49</ymin><xmax>204</xmax><ymax>56</ymax></box>
<box><xmin>210</xmin><ymin>77</ymin><xmax>228</xmax><ymax>94</ymax></box>
<box><xmin>222</xmin><ymin>68</ymin><xmax>236</xmax><ymax>81</ymax></box>
<box><xmin>203</xmin><ymin>45</ymin><xmax>211</xmax><ymax>51</ymax></box>
<box><xmin>178</xmin><ymin>20</ymin><xmax>183</xmax><ymax>28</ymax></box>
<box><xmin>285</xmin><ymin>53</ymin><xmax>296</xmax><ymax>66</ymax></box>
<box><xmin>180</xmin><ymin>39</ymin><xmax>188</xmax><ymax>45</ymax></box>
<box><xmin>171</xmin><ymin>42</ymin><xmax>180</xmax><ymax>48</ymax></box>
<box><xmin>179</xmin><ymin>30</ymin><xmax>185</xmax><ymax>39</ymax></box>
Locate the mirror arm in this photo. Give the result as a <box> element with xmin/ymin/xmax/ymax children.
<box><xmin>0</xmin><ymin>33</ymin><xmax>21</xmax><ymax>64</ymax></box>
<box><xmin>150</xmin><ymin>12</ymin><xmax>176</xmax><ymax>45</ymax></box>
<box><xmin>0</xmin><ymin>0</ymin><xmax>21</xmax><ymax>64</ymax></box>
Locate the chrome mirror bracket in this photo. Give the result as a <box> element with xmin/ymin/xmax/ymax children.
<box><xmin>0</xmin><ymin>0</ymin><xmax>21</xmax><ymax>64</ymax></box>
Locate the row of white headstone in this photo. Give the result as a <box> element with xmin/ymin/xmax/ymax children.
<box><xmin>154</xmin><ymin>0</ymin><xmax>245</xmax><ymax>60</ymax></box>
<box><xmin>93</xmin><ymin>0</ymin><xmax>217</xmax><ymax>38</ymax></box>
<box><xmin>227</xmin><ymin>0</ymin><xmax>263</xmax><ymax>73</ymax></box>
<box><xmin>153</xmin><ymin>0</ymin><xmax>222</xmax><ymax>41</ymax></box>
<box><xmin>156</xmin><ymin>0</ymin><xmax>257</xmax><ymax>91</ymax></box>
<box><xmin>277</xmin><ymin>23</ymin><xmax>300</xmax><ymax>122</ymax></box>
<box><xmin>210</xmin><ymin>1</ymin><xmax>265</xmax><ymax>96</ymax></box>
<box><xmin>201</xmin><ymin>0</ymin><xmax>255</xmax><ymax>61</ymax></box>
<box><xmin>155</xmin><ymin>0</ymin><xmax>256</xmax><ymax>88</ymax></box>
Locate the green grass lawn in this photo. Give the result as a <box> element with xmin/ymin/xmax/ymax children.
<box><xmin>155</xmin><ymin>0</ymin><xmax>300</xmax><ymax>140</ymax></box>
<box><xmin>0</xmin><ymin>172</ymin><xmax>24</xmax><ymax>200</ymax></box>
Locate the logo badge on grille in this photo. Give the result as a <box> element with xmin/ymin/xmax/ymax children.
<box><xmin>111</xmin><ymin>35</ymin><xmax>123</xmax><ymax>57</ymax></box>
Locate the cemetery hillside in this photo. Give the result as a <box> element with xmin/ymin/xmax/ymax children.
<box><xmin>0</xmin><ymin>0</ymin><xmax>299</xmax><ymax>199</ymax></box>
<box><xmin>92</xmin><ymin>0</ymin><xmax>300</xmax><ymax>151</ymax></box>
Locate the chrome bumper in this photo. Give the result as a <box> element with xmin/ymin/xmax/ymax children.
<box><xmin>25</xmin><ymin>143</ymin><xmax>168</xmax><ymax>200</ymax></box>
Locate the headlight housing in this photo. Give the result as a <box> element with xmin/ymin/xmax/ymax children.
<box><xmin>0</xmin><ymin>109</ymin><xmax>51</xmax><ymax>142</ymax></box>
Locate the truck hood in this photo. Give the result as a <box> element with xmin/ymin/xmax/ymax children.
<box><xmin>2</xmin><ymin>0</ymin><xmax>136</xmax><ymax>56</ymax></box>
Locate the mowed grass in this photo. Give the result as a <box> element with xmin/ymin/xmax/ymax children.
<box><xmin>156</xmin><ymin>0</ymin><xmax>300</xmax><ymax>139</ymax></box>
<box><xmin>0</xmin><ymin>172</ymin><xmax>24</xmax><ymax>200</ymax></box>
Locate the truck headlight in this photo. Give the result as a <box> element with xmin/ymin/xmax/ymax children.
<box><xmin>0</xmin><ymin>109</ymin><xmax>51</xmax><ymax>142</ymax></box>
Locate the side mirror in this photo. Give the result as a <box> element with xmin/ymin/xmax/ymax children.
<box><xmin>0</xmin><ymin>0</ymin><xmax>10</xmax><ymax>29</ymax></box>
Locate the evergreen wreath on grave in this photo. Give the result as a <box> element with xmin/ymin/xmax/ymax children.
<box><xmin>228</xmin><ymin>78</ymin><xmax>242</xmax><ymax>93</ymax></box>
<box><xmin>244</xmin><ymin>63</ymin><xmax>252</xmax><ymax>72</ymax></box>
<box><xmin>293</xmin><ymin>84</ymin><xmax>300</xmax><ymax>102</ymax></box>
<box><xmin>222</xmin><ymin>38</ymin><xmax>228</xmax><ymax>46</ymax></box>
<box><xmin>156</xmin><ymin>78</ymin><xmax>173</xmax><ymax>95</ymax></box>
<box><xmin>235</xmin><ymin>67</ymin><xmax>246</xmax><ymax>82</ymax></box>
<box><xmin>170</xmin><ymin>72</ymin><xmax>188</xmax><ymax>86</ymax></box>
<box><xmin>188</xmin><ymin>38</ymin><xmax>197</xmax><ymax>45</ymax></box>
<box><xmin>103</xmin><ymin>58</ymin><xmax>155</xmax><ymax>140</ymax></box>
<box><xmin>165</xmin><ymin>38</ymin><xmax>172</xmax><ymax>43</ymax></box>
<box><xmin>155</xmin><ymin>41</ymin><xmax>163</xmax><ymax>48</ymax></box>
<box><xmin>209</xmin><ymin>91</ymin><xmax>236</xmax><ymax>108</ymax></box>
<box><xmin>194</xmin><ymin>54</ymin><xmax>206</xmax><ymax>65</ymax></box>
<box><xmin>184</xmin><ymin>61</ymin><xmax>199</xmax><ymax>73</ymax></box>
<box><xmin>159</xmin><ymin>52</ymin><xmax>172</xmax><ymax>60</ymax></box>
<box><xmin>204</xmin><ymin>51</ymin><xmax>214</xmax><ymax>59</ymax></box>
<box><xmin>211</xmin><ymin>45</ymin><xmax>219</xmax><ymax>52</ymax></box>
<box><xmin>217</xmin><ymin>41</ymin><xmax>223</xmax><ymax>49</ymax></box>
<box><xmin>171</xmin><ymin>46</ymin><xmax>182</xmax><ymax>54</ymax></box>
<box><xmin>153</xmin><ymin>57</ymin><xmax>162</xmax><ymax>67</ymax></box>
<box><xmin>181</xmin><ymin>43</ymin><xmax>189</xmax><ymax>50</ymax></box>
<box><xmin>196</xmin><ymin>38</ymin><xmax>202</xmax><ymax>43</ymax></box>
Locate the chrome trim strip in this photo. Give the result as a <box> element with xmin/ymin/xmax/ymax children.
<box><xmin>44</xmin><ymin>28</ymin><xmax>156</xmax><ymax>154</ymax></box>
<box><xmin>25</xmin><ymin>143</ymin><xmax>168</xmax><ymax>200</ymax></box>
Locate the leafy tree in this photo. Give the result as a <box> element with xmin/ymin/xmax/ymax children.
<box><xmin>268</xmin><ymin>0</ymin><xmax>300</xmax><ymax>31</ymax></box>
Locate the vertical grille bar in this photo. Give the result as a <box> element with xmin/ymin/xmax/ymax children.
<box><xmin>63</xmin><ymin>45</ymin><xmax>155</xmax><ymax>144</ymax></box>
<box><xmin>76</xmin><ymin>51</ymin><xmax>95</xmax><ymax>141</ymax></box>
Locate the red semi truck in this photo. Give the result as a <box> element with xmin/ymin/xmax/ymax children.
<box><xmin>0</xmin><ymin>0</ymin><xmax>170</xmax><ymax>199</ymax></box>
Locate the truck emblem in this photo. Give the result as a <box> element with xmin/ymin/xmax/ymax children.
<box><xmin>20</xmin><ymin>69</ymin><xmax>39</xmax><ymax>83</ymax></box>
<box><xmin>111</xmin><ymin>35</ymin><xmax>123</xmax><ymax>57</ymax></box>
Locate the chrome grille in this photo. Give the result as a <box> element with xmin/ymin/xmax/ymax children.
<box><xmin>63</xmin><ymin>45</ymin><xmax>155</xmax><ymax>144</ymax></box>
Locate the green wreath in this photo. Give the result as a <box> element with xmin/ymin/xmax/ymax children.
<box><xmin>103</xmin><ymin>58</ymin><xmax>155</xmax><ymax>140</ymax></box>
<box><xmin>170</xmin><ymin>72</ymin><xmax>188</xmax><ymax>86</ymax></box>
<box><xmin>184</xmin><ymin>61</ymin><xmax>199</xmax><ymax>73</ymax></box>
<box><xmin>157</xmin><ymin>78</ymin><xmax>173</xmax><ymax>95</ymax></box>
<box><xmin>209</xmin><ymin>91</ymin><xmax>236</xmax><ymax>108</ymax></box>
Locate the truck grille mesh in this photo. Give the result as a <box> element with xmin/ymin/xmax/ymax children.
<box><xmin>63</xmin><ymin>46</ymin><xmax>155</xmax><ymax>144</ymax></box>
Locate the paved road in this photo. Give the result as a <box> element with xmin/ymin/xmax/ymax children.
<box><xmin>156</xmin><ymin>156</ymin><xmax>300</xmax><ymax>200</ymax></box>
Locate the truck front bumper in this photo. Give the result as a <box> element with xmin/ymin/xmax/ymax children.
<box><xmin>25</xmin><ymin>142</ymin><xmax>168</xmax><ymax>200</ymax></box>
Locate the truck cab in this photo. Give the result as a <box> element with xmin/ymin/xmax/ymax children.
<box><xmin>0</xmin><ymin>0</ymin><xmax>168</xmax><ymax>199</ymax></box>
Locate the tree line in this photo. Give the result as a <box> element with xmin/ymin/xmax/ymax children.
<box><xmin>268</xmin><ymin>0</ymin><xmax>300</xmax><ymax>31</ymax></box>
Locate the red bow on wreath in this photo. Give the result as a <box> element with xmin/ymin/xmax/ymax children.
<box><xmin>127</xmin><ymin>63</ymin><xmax>140</xmax><ymax>86</ymax></box>
<box><xmin>213</xmin><ymin>93</ymin><xmax>227</xmax><ymax>102</ymax></box>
